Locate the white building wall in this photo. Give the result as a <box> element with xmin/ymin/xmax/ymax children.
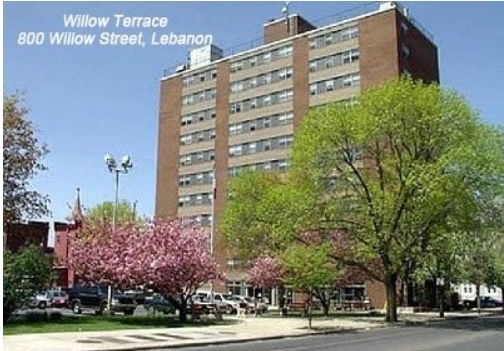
<box><xmin>453</xmin><ymin>284</ymin><xmax>502</xmax><ymax>302</ymax></box>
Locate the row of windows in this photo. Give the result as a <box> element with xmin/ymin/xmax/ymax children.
<box><xmin>182</xmin><ymin>88</ymin><xmax>216</xmax><ymax>106</ymax></box>
<box><xmin>309</xmin><ymin>49</ymin><xmax>359</xmax><ymax>72</ymax></box>
<box><xmin>228</xmin><ymin>159</ymin><xmax>289</xmax><ymax>177</ymax></box>
<box><xmin>230</xmin><ymin>67</ymin><xmax>293</xmax><ymax>93</ymax></box>
<box><xmin>230</xmin><ymin>89</ymin><xmax>293</xmax><ymax>114</ymax></box>
<box><xmin>310</xmin><ymin>73</ymin><xmax>360</xmax><ymax>96</ymax></box>
<box><xmin>309</xmin><ymin>26</ymin><xmax>359</xmax><ymax>50</ymax></box>
<box><xmin>178</xmin><ymin>170</ymin><xmax>214</xmax><ymax>187</ymax></box>
<box><xmin>181</xmin><ymin>108</ymin><xmax>216</xmax><ymax>126</ymax></box>
<box><xmin>182</xmin><ymin>68</ymin><xmax>217</xmax><ymax>87</ymax></box>
<box><xmin>230</xmin><ymin>45</ymin><xmax>293</xmax><ymax>73</ymax></box>
<box><xmin>178</xmin><ymin>193</ymin><xmax>212</xmax><ymax>207</ymax></box>
<box><xmin>180</xmin><ymin>128</ymin><xmax>216</xmax><ymax>145</ymax></box>
<box><xmin>180</xmin><ymin>149</ymin><xmax>215</xmax><ymax>166</ymax></box>
<box><xmin>229</xmin><ymin>134</ymin><xmax>294</xmax><ymax>157</ymax></box>
<box><xmin>229</xmin><ymin>111</ymin><xmax>293</xmax><ymax>136</ymax></box>
<box><xmin>184</xmin><ymin>214</ymin><xmax>212</xmax><ymax>227</ymax></box>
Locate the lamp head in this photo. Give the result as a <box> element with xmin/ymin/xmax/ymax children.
<box><xmin>121</xmin><ymin>154</ymin><xmax>133</xmax><ymax>170</ymax></box>
<box><xmin>104</xmin><ymin>153</ymin><xmax>116</xmax><ymax>171</ymax></box>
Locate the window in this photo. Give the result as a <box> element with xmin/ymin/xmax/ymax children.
<box><xmin>343</xmin><ymin>74</ymin><xmax>360</xmax><ymax>87</ymax></box>
<box><xmin>402</xmin><ymin>44</ymin><xmax>411</xmax><ymax>58</ymax></box>
<box><xmin>324</xmin><ymin>33</ymin><xmax>332</xmax><ymax>45</ymax></box>
<box><xmin>326</xmin><ymin>80</ymin><xmax>335</xmax><ymax>92</ymax></box>
<box><xmin>230</xmin><ymin>61</ymin><xmax>243</xmax><ymax>72</ymax></box>
<box><xmin>325</xmin><ymin>56</ymin><xmax>335</xmax><ymax>68</ymax></box>
<box><xmin>231</xmin><ymin>82</ymin><xmax>243</xmax><ymax>92</ymax></box>
<box><xmin>181</xmin><ymin>116</ymin><xmax>192</xmax><ymax>126</ymax></box>
<box><xmin>310</xmin><ymin>84</ymin><xmax>317</xmax><ymax>96</ymax></box>
<box><xmin>181</xmin><ymin>135</ymin><xmax>192</xmax><ymax>145</ymax></box>
<box><xmin>180</xmin><ymin>155</ymin><xmax>191</xmax><ymax>166</ymax></box>
<box><xmin>263</xmin><ymin>52</ymin><xmax>272</xmax><ymax>63</ymax></box>
<box><xmin>401</xmin><ymin>22</ymin><xmax>409</xmax><ymax>35</ymax></box>
<box><xmin>229</xmin><ymin>145</ymin><xmax>242</xmax><ymax>157</ymax></box>
<box><xmin>278</xmin><ymin>46</ymin><xmax>293</xmax><ymax>57</ymax></box>
<box><xmin>263</xmin><ymin>73</ymin><xmax>272</xmax><ymax>84</ymax></box>
<box><xmin>178</xmin><ymin>196</ymin><xmax>190</xmax><ymax>207</ymax></box>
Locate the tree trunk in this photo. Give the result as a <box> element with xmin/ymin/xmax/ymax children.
<box><xmin>476</xmin><ymin>284</ymin><xmax>481</xmax><ymax>315</ymax></box>
<box><xmin>501</xmin><ymin>285</ymin><xmax>504</xmax><ymax>314</ymax></box>
<box><xmin>399</xmin><ymin>279</ymin><xmax>405</xmax><ymax>307</ymax></box>
<box><xmin>307</xmin><ymin>290</ymin><xmax>313</xmax><ymax>330</ymax></box>
<box><xmin>278</xmin><ymin>285</ymin><xmax>287</xmax><ymax>316</ymax></box>
<box><xmin>322</xmin><ymin>300</ymin><xmax>330</xmax><ymax>316</ymax></box>
<box><xmin>500</xmin><ymin>285</ymin><xmax>504</xmax><ymax>315</ymax></box>
<box><xmin>438</xmin><ymin>283</ymin><xmax>445</xmax><ymax>318</ymax></box>
<box><xmin>179</xmin><ymin>296</ymin><xmax>187</xmax><ymax>323</ymax></box>
<box><xmin>385</xmin><ymin>273</ymin><xmax>398</xmax><ymax>323</ymax></box>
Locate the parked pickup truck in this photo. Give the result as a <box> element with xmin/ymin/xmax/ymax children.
<box><xmin>68</xmin><ymin>285</ymin><xmax>137</xmax><ymax>315</ymax></box>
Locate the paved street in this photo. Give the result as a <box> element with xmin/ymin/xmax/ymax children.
<box><xmin>148</xmin><ymin>315</ymin><xmax>504</xmax><ymax>351</ymax></box>
<box><xmin>4</xmin><ymin>313</ymin><xmax>503</xmax><ymax>351</ymax></box>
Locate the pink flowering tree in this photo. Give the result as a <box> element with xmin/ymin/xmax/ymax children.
<box><xmin>248</xmin><ymin>255</ymin><xmax>287</xmax><ymax>313</ymax></box>
<box><xmin>140</xmin><ymin>218</ymin><xmax>221</xmax><ymax>322</ymax></box>
<box><xmin>71</xmin><ymin>218</ymin><xmax>221</xmax><ymax>322</ymax></box>
<box><xmin>248</xmin><ymin>255</ymin><xmax>284</xmax><ymax>288</ymax></box>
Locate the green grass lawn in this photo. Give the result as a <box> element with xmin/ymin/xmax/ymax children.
<box><xmin>3</xmin><ymin>313</ymin><xmax>228</xmax><ymax>335</ymax></box>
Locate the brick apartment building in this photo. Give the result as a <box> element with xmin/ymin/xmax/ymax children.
<box><xmin>155</xmin><ymin>2</ymin><xmax>439</xmax><ymax>308</ymax></box>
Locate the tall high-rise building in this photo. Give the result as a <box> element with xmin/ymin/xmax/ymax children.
<box><xmin>156</xmin><ymin>2</ymin><xmax>439</xmax><ymax>307</ymax></box>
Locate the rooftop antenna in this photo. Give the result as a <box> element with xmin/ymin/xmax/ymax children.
<box><xmin>282</xmin><ymin>1</ymin><xmax>291</xmax><ymax>35</ymax></box>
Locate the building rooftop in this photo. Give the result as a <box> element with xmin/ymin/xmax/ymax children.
<box><xmin>161</xmin><ymin>1</ymin><xmax>434</xmax><ymax>79</ymax></box>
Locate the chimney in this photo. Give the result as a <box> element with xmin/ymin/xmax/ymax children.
<box><xmin>263</xmin><ymin>14</ymin><xmax>316</xmax><ymax>44</ymax></box>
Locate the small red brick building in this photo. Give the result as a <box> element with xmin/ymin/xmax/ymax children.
<box><xmin>53</xmin><ymin>189</ymin><xmax>83</xmax><ymax>288</ymax></box>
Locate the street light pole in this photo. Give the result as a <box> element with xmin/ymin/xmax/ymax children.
<box><xmin>104</xmin><ymin>153</ymin><xmax>133</xmax><ymax>315</ymax></box>
<box><xmin>104</xmin><ymin>153</ymin><xmax>133</xmax><ymax>228</ymax></box>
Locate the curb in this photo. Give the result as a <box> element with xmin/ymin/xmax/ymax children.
<box><xmin>94</xmin><ymin>325</ymin><xmax>386</xmax><ymax>351</ymax></box>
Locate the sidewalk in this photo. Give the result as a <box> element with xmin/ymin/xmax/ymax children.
<box><xmin>3</xmin><ymin>316</ymin><xmax>384</xmax><ymax>351</ymax></box>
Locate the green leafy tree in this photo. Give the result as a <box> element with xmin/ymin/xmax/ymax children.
<box><xmin>222</xmin><ymin>171</ymin><xmax>285</xmax><ymax>260</ymax></box>
<box><xmin>289</xmin><ymin>78</ymin><xmax>504</xmax><ymax>322</ymax></box>
<box><xmin>222</xmin><ymin>79</ymin><xmax>504</xmax><ymax>322</ymax></box>
<box><xmin>3</xmin><ymin>93</ymin><xmax>49</xmax><ymax>226</ymax></box>
<box><xmin>3</xmin><ymin>245</ymin><xmax>55</xmax><ymax>321</ymax></box>
<box><xmin>86</xmin><ymin>200</ymin><xmax>138</xmax><ymax>225</ymax></box>
<box><xmin>281</xmin><ymin>243</ymin><xmax>339</xmax><ymax>326</ymax></box>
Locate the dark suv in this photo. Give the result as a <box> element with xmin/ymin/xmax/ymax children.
<box><xmin>68</xmin><ymin>285</ymin><xmax>137</xmax><ymax>315</ymax></box>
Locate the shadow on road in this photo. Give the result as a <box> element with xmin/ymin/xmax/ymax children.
<box><xmin>403</xmin><ymin>313</ymin><xmax>504</xmax><ymax>332</ymax></box>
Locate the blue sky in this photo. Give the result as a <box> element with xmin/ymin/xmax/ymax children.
<box><xmin>4</xmin><ymin>1</ymin><xmax>504</xmax><ymax>236</ymax></box>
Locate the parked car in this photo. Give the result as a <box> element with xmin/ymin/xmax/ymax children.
<box><xmin>478</xmin><ymin>296</ymin><xmax>503</xmax><ymax>308</ymax></box>
<box><xmin>68</xmin><ymin>285</ymin><xmax>137</xmax><ymax>315</ymax></box>
<box><xmin>462</xmin><ymin>296</ymin><xmax>503</xmax><ymax>309</ymax></box>
<box><xmin>50</xmin><ymin>291</ymin><xmax>68</xmax><ymax>308</ymax></box>
<box><xmin>144</xmin><ymin>294</ymin><xmax>176</xmax><ymax>314</ymax></box>
<box><xmin>187</xmin><ymin>298</ymin><xmax>218</xmax><ymax>315</ymax></box>
<box><xmin>124</xmin><ymin>289</ymin><xmax>146</xmax><ymax>305</ymax></box>
<box><xmin>230</xmin><ymin>295</ymin><xmax>268</xmax><ymax>314</ymax></box>
<box><xmin>193</xmin><ymin>291</ymin><xmax>239</xmax><ymax>314</ymax></box>
<box><xmin>27</xmin><ymin>291</ymin><xmax>54</xmax><ymax>309</ymax></box>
